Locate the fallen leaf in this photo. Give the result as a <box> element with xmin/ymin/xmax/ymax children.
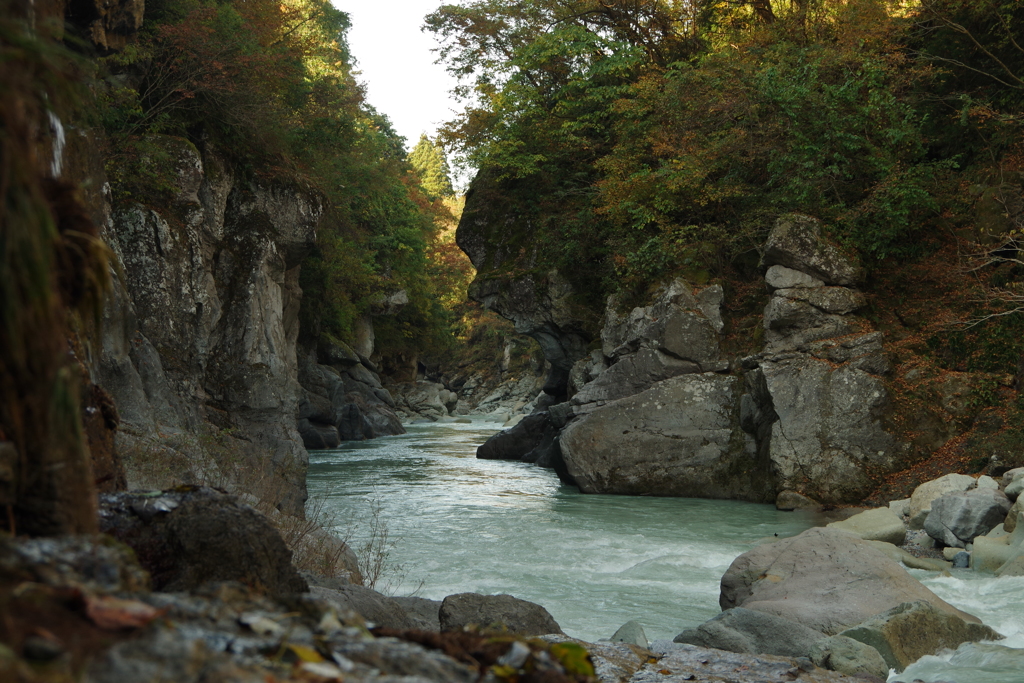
<box><xmin>84</xmin><ymin>594</ymin><xmax>162</xmax><ymax>630</ymax></box>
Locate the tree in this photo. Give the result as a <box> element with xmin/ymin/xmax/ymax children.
<box><xmin>408</xmin><ymin>134</ymin><xmax>454</xmax><ymax>199</ymax></box>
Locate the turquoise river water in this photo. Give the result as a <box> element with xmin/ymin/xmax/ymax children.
<box><xmin>307</xmin><ymin>420</ymin><xmax>1024</xmax><ymax>683</ymax></box>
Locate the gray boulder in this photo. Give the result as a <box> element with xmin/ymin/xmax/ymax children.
<box><xmin>439</xmin><ymin>593</ymin><xmax>562</xmax><ymax>636</ymax></box>
<box><xmin>99</xmin><ymin>487</ymin><xmax>307</xmax><ymax>596</ymax></box>
<box><xmin>391</xmin><ymin>596</ymin><xmax>442</xmax><ymax>631</ymax></box>
<box><xmin>765</xmin><ymin>265</ymin><xmax>824</xmax><ymax>290</ymax></box>
<box><xmin>1002</xmin><ymin>467</ymin><xmax>1024</xmax><ymax>488</ymax></box>
<box><xmin>809</xmin><ymin>635</ymin><xmax>889</xmax><ymax>681</ymax></box>
<box><xmin>749</xmin><ymin>356</ymin><xmax>899</xmax><ymax>504</ymax></box>
<box><xmin>560</xmin><ymin>373</ymin><xmax>774</xmax><ymax>501</ymax></box>
<box><xmin>1006</xmin><ymin>497</ymin><xmax>1022</xmax><ymax>532</ymax></box>
<box><xmin>923</xmin><ymin>488</ymin><xmax>1012</xmax><ymax>548</ymax></box>
<box><xmin>1005</xmin><ymin>476</ymin><xmax>1024</xmax><ymax>502</ymax></box>
<box><xmin>908</xmin><ymin>473</ymin><xmax>976</xmax><ymax>529</ymax></box>
<box><xmin>839</xmin><ymin>601</ymin><xmax>1002</xmax><ymax>672</ymax></box>
<box><xmin>673</xmin><ymin>608</ymin><xmax>826</xmax><ymax>658</ymax></box>
<box><xmin>720</xmin><ymin>527</ymin><xmax>983</xmax><ymax>636</ymax></box>
<box><xmin>761</xmin><ymin>214</ymin><xmax>863</xmax><ymax>286</ymax></box>
<box><xmin>611</xmin><ymin>620</ymin><xmax>649</xmax><ymax>649</ymax></box>
<box><xmin>602</xmin><ymin>279</ymin><xmax>721</xmax><ymax>363</ymax></box>
<box><xmin>827</xmin><ymin>507</ymin><xmax>907</xmax><ymax>546</ymax></box>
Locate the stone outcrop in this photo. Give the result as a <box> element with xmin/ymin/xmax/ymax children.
<box><xmin>297</xmin><ymin>341</ymin><xmax>404</xmax><ymax>448</ymax></box>
<box><xmin>457</xmin><ymin>169</ymin><xmax>592</xmax><ymax>399</ymax></box>
<box><xmin>720</xmin><ymin>527</ymin><xmax>984</xmax><ymax>635</ymax></box>
<box><xmin>93</xmin><ymin>135</ymin><xmax>319</xmax><ymax>512</ymax></box>
<box><xmin>560</xmin><ymin>373</ymin><xmax>772</xmax><ymax>500</ymax></box>
<box><xmin>99</xmin><ymin>487</ymin><xmax>308</xmax><ymax>597</ymax></box>
<box><xmin>740</xmin><ymin>216</ymin><xmax>904</xmax><ymax>504</ymax></box>
<box><xmin>439</xmin><ymin>592</ymin><xmax>563</xmax><ymax>636</ymax></box>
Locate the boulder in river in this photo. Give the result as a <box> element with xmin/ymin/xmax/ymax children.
<box><xmin>672</xmin><ymin>607</ymin><xmax>827</xmax><ymax>659</ymax></box>
<box><xmin>439</xmin><ymin>593</ymin><xmax>563</xmax><ymax>636</ymax></box>
<box><xmin>923</xmin><ymin>488</ymin><xmax>1012</xmax><ymax>548</ymax></box>
<box><xmin>838</xmin><ymin>600</ymin><xmax>1002</xmax><ymax>672</ymax></box>
<box><xmin>907</xmin><ymin>473</ymin><xmax>976</xmax><ymax>529</ymax></box>
<box><xmin>826</xmin><ymin>507</ymin><xmax>907</xmax><ymax>545</ymax></box>
<box><xmin>559</xmin><ymin>373</ymin><xmax>773</xmax><ymax>500</ymax></box>
<box><xmin>719</xmin><ymin>527</ymin><xmax>983</xmax><ymax>636</ymax></box>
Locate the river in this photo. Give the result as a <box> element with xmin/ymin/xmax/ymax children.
<box><xmin>307</xmin><ymin>419</ymin><xmax>1024</xmax><ymax>682</ymax></box>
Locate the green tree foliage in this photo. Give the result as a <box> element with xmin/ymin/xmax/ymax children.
<box><xmin>98</xmin><ymin>0</ymin><xmax>459</xmax><ymax>361</ymax></box>
<box><xmin>429</xmin><ymin>0</ymin><xmax>1004</xmax><ymax>299</ymax></box>
<box><xmin>409</xmin><ymin>134</ymin><xmax>455</xmax><ymax>199</ymax></box>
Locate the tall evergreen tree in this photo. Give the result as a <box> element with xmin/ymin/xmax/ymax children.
<box><xmin>408</xmin><ymin>134</ymin><xmax>454</xmax><ymax>199</ymax></box>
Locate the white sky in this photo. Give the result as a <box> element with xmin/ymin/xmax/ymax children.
<box><xmin>332</xmin><ymin>0</ymin><xmax>462</xmax><ymax>151</ymax></box>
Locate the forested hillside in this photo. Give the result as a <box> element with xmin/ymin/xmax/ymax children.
<box><xmin>433</xmin><ymin>0</ymin><xmax>1024</xmax><ymax>494</ymax></box>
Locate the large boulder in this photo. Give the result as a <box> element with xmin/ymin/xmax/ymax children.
<box><xmin>559</xmin><ymin>373</ymin><xmax>774</xmax><ymax>500</ymax></box>
<box><xmin>748</xmin><ymin>355</ymin><xmax>899</xmax><ymax>504</ymax></box>
<box><xmin>720</xmin><ymin>527</ymin><xmax>983</xmax><ymax>636</ymax></box>
<box><xmin>907</xmin><ymin>473</ymin><xmax>976</xmax><ymax>529</ymax></box>
<box><xmin>477</xmin><ymin>412</ymin><xmax>558</xmax><ymax>464</ymax></box>
<box><xmin>923</xmin><ymin>488</ymin><xmax>1012</xmax><ymax>548</ymax></box>
<box><xmin>838</xmin><ymin>601</ymin><xmax>1002</xmax><ymax>672</ymax></box>
<box><xmin>761</xmin><ymin>214</ymin><xmax>863</xmax><ymax>286</ymax></box>
<box><xmin>826</xmin><ymin>507</ymin><xmax>907</xmax><ymax>546</ymax></box>
<box><xmin>672</xmin><ymin>607</ymin><xmax>827</xmax><ymax>658</ymax></box>
<box><xmin>391</xmin><ymin>596</ymin><xmax>442</xmax><ymax>631</ymax></box>
<box><xmin>99</xmin><ymin>487</ymin><xmax>307</xmax><ymax>596</ymax></box>
<box><xmin>439</xmin><ymin>593</ymin><xmax>562</xmax><ymax>636</ymax></box>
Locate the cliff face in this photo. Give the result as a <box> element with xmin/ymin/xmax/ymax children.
<box><xmin>71</xmin><ymin>134</ymin><xmax>320</xmax><ymax>513</ymax></box>
<box><xmin>456</xmin><ymin>169</ymin><xmax>594</xmax><ymax>398</ymax></box>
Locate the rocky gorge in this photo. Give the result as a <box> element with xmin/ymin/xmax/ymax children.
<box><xmin>4</xmin><ymin>0</ymin><xmax>1024</xmax><ymax>680</ymax></box>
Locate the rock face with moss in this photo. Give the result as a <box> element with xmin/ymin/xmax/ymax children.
<box><xmin>92</xmin><ymin>135</ymin><xmax>319</xmax><ymax>512</ymax></box>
